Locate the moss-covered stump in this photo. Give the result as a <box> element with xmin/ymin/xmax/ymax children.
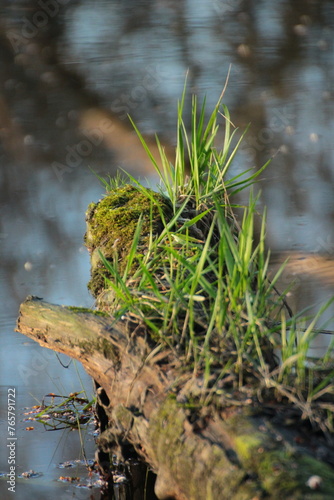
<box><xmin>85</xmin><ymin>184</ymin><xmax>173</xmax><ymax>301</ymax></box>
<box><xmin>15</xmin><ymin>84</ymin><xmax>334</xmax><ymax>499</ymax></box>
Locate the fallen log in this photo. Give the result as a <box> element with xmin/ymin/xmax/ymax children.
<box><xmin>16</xmin><ymin>296</ymin><xmax>334</xmax><ymax>499</ymax></box>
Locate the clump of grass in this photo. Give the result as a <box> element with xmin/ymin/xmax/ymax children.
<box><xmin>94</xmin><ymin>83</ymin><xmax>334</xmax><ymax>433</ymax></box>
<box><xmin>24</xmin><ymin>392</ymin><xmax>94</xmax><ymax>431</ymax></box>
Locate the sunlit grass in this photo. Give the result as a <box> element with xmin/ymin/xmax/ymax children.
<box><xmin>24</xmin><ymin>392</ymin><xmax>94</xmax><ymax>431</ymax></box>
<box><xmin>96</xmin><ymin>83</ymin><xmax>334</xmax><ymax>433</ymax></box>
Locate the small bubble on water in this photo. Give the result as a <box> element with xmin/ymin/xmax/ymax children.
<box><xmin>24</xmin><ymin>261</ymin><xmax>33</xmax><ymax>271</ymax></box>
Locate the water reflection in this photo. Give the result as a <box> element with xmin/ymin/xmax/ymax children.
<box><xmin>1</xmin><ymin>0</ymin><xmax>334</xmax><ymax>497</ymax></box>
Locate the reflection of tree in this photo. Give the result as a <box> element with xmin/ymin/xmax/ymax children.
<box><xmin>0</xmin><ymin>3</ymin><xmax>98</xmax><ymax>307</ymax></box>
<box><xmin>213</xmin><ymin>1</ymin><xmax>334</xmax><ymax>225</ymax></box>
<box><xmin>1</xmin><ymin>0</ymin><xmax>334</xmax><ymax>310</ymax></box>
<box><xmin>0</xmin><ymin>10</ymin><xmax>100</xmax><ymax>162</ymax></box>
<box><xmin>1</xmin><ymin>1</ymin><xmax>173</xmax><ymax>170</ymax></box>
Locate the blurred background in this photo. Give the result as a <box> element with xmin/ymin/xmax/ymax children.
<box><xmin>1</xmin><ymin>1</ymin><xmax>334</xmax><ymax>498</ymax></box>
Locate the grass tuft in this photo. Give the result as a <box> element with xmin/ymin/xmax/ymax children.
<box><xmin>92</xmin><ymin>85</ymin><xmax>334</xmax><ymax>434</ymax></box>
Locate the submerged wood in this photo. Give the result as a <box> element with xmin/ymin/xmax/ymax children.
<box><xmin>16</xmin><ymin>296</ymin><xmax>334</xmax><ymax>499</ymax></box>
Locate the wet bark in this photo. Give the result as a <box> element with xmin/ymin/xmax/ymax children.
<box><xmin>16</xmin><ymin>296</ymin><xmax>334</xmax><ymax>500</ymax></box>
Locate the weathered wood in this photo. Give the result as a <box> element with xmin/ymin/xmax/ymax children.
<box><xmin>16</xmin><ymin>296</ymin><xmax>169</xmax><ymax>413</ymax></box>
<box><xmin>16</xmin><ymin>296</ymin><xmax>334</xmax><ymax>500</ymax></box>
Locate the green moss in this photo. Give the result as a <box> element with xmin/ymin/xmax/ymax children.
<box><xmin>234</xmin><ymin>433</ymin><xmax>263</xmax><ymax>462</ymax></box>
<box><xmin>228</xmin><ymin>414</ymin><xmax>334</xmax><ymax>498</ymax></box>
<box><xmin>113</xmin><ymin>404</ymin><xmax>134</xmax><ymax>430</ymax></box>
<box><xmin>150</xmin><ymin>402</ymin><xmax>334</xmax><ymax>499</ymax></box>
<box><xmin>85</xmin><ymin>184</ymin><xmax>172</xmax><ymax>298</ymax></box>
<box><xmin>73</xmin><ymin>336</ymin><xmax>119</xmax><ymax>365</ymax></box>
<box><xmin>149</xmin><ymin>397</ymin><xmax>252</xmax><ymax>499</ymax></box>
<box><xmin>67</xmin><ymin>306</ymin><xmax>108</xmax><ymax>317</ymax></box>
<box><xmin>96</xmin><ymin>337</ymin><xmax>118</xmax><ymax>361</ymax></box>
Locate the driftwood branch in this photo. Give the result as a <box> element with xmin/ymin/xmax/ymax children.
<box><xmin>16</xmin><ymin>296</ymin><xmax>167</xmax><ymax>412</ymax></box>
<box><xmin>16</xmin><ymin>296</ymin><xmax>334</xmax><ymax>499</ymax></box>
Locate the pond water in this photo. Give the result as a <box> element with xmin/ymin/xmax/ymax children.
<box><xmin>1</xmin><ymin>1</ymin><xmax>334</xmax><ymax>498</ymax></box>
